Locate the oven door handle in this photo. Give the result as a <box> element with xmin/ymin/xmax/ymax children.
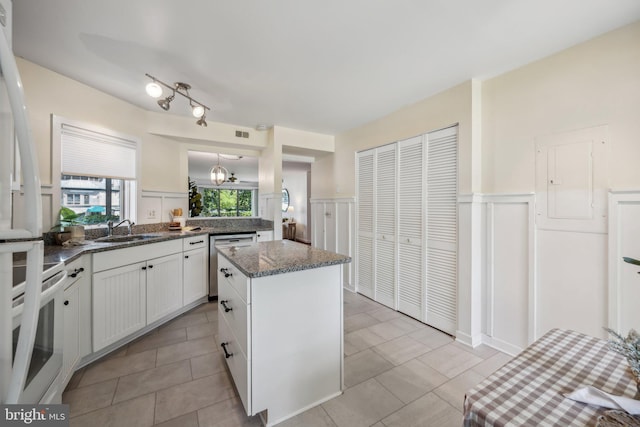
<box><xmin>11</xmin><ymin>270</ymin><xmax>67</xmax><ymax>318</ymax></box>
<box><xmin>40</xmin><ymin>270</ymin><xmax>67</xmax><ymax>303</ymax></box>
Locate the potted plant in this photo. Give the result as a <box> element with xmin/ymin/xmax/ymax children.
<box><xmin>51</xmin><ymin>207</ymin><xmax>84</xmax><ymax>244</ymax></box>
<box><xmin>604</xmin><ymin>256</ymin><xmax>640</xmax><ymax>394</ymax></box>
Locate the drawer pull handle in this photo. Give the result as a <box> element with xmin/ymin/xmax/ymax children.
<box><xmin>69</xmin><ymin>267</ymin><xmax>85</xmax><ymax>278</ymax></box>
<box><xmin>148</xmin><ymin>265</ymin><xmax>154</xmax><ymax>269</ymax></box>
<box><xmin>220</xmin><ymin>268</ymin><xmax>232</xmax><ymax>278</ymax></box>
<box><xmin>142</xmin><ymin>266</ymin><xmax>147</xmax><ymax>270</ymax></box>
<box><xmin>221</xmin><ymin>342</ymin><xmax>233</xmax><ymax>359</ymax></box>
<box><xmin>64</xmin><ymin>300</ymin><xmax>69</xmax><ymax>306</ymax></box>
<box><xmin>220</xmin><ymin>300</ymin><xmax>232</xmax><ymax>312</ymax></box>
<box><xmin>190</xmin><ymin>240</ymin><xmax>204</xmax><ymax>245</ymax></box>
<box><xmin>184</xmin><ymin>255</ymin><xmax>189</xmax><ymax>259</ymax></box>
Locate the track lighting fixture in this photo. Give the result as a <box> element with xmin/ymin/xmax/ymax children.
<box><xmin>145</xmin><ymin>73</ymin><xmax>210</xmax><ymax>126</ymax></box>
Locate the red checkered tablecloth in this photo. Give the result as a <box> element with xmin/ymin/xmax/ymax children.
<box><xmin>463</xmin><ymin>328</ymin><xmax>639</xmax><ymax>426</ymax></box>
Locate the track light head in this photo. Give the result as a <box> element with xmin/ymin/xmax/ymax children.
<box><xmin>145</xmin><ymin>81</ymin><xmax>163</xmax><ymax>98</ymax></box>
<box><xmin>157</xmin><ymin>94</ymin><xmax>174</xmax><ymax>111</ymax></box>
<box><xmin>192</xmin><ymin>104</ymin><xmax>205</xmax><ymax>118</ymax></box>
<box><xmin>196</xmin><ymin>114</ymin><xmax>207</xmax><ymax>127</ymax></box>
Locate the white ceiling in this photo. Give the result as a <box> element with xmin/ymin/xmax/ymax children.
<box><xmin>13</xmin><ymin>1</ymin><xmax>640</xmax><ymax>135</ymax></box>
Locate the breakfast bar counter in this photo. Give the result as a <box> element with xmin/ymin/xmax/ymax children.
<box><xmin>216</xmin><ymin>239</ymin><xmax>351</xmax><ymax>278</ymax></box>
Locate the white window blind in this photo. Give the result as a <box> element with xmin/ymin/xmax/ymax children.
<box><xmin>61</xmin><ymin>124</ymin><xmax>137</xmax><ymax>180</ymax></box>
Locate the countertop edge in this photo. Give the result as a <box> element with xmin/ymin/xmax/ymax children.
<box><xmin>218</xmin><ymin>242</ymin><xmax>351</xmax><ymax>279</ymax></box>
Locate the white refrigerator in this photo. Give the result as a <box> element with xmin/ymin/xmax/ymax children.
<box><xmin>0</xmin><ymin>0</ymin><xmax>50</xmax><ymax>404</ymax></box>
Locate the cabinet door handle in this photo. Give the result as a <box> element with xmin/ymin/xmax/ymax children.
<box><xmin>69</xmin><ymin>267</ymin><xmax>85</xmax><ymax>278</ymax></box>
<box><xmin>64</xmin><ymin>300</ymin><xmax>69</xmax><ymax>306</ymax></box>
<box><xmin>184</xmin><ymin>255</ymin><xmax>189</xmax><ymax>259</ymax></box>
<box><xmin>220</xmin><ymin>300</ymin><xmax>232</xmax><ymax>312</ymax></box>
<box><xmin>148</xmin><ymin>265</ymin><xmax>154</xmax><ymax>269</ymax></box>
<box><xmin>141</xmin><ymin>266</ymin><xmax>147</xmax><ymax>270</ymax></box>
<box><xmin>220</xmin><ymin>268</ymin><xmax>231</xmax><ymax>278</ymax></box>
<box><xmin>190</xmin><ymin>240</ymin><xmax>204</xmax><ymax>245</ymax></box>
<box><xmin>221</xmin><ymin>342</ymin><xmax>233</xmax><ymax>359</ymax></box>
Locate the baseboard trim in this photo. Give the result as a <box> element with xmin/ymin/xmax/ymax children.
<box><xmin>455</xmin><ymin>330</ymin><xmax>482</xmax><ymax>348</ymax></box>
<box><xmin>481</xmin><ymin>334</ymin><xmax>523</xmax><ymax>357</ymax></box>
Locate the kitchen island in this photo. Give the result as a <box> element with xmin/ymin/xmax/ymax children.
<box><xmin>217</xmin><ymin>240</ymin><xmax>351</xmax><ymax>426</ymax></box>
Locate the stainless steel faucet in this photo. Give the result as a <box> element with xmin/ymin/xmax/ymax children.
<box><xmin>107</xmin><ymin>219</ymin><xmax>134</xmax><ymax>236</ymax></box>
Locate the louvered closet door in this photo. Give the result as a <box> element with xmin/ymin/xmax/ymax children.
<box><xmin>426</xmin><ymin>126</ymin><xmax>458</xmax><ymax>334</ymax></box>
<box><xmin>397</xmin><ymin>136</ymin><xmax>425</xmax><ymax>320</ymax></box>
<box><xmin>374</xmin><ymin>144</ymin><xmax>397</xmax><ymax>309</ymax></box>
<box><xmin>356</xmin><ymin>150</ymin><xmax>375</xmax><ymax>298</ymax></box>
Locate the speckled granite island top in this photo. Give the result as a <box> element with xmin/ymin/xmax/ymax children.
<box><xmin>217</xmin><ymin>240</ymin><xmax>351</xmax><ymax>278</ymax></box>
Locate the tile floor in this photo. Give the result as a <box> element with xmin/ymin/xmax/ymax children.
<box><xmin>63</xmin><ymin>291</ymin><xmax>512</xmax><ymax>426</ymax></box>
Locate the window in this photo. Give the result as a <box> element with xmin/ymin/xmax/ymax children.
<box><xmin>60</xmin><ymin>175</ymin><xmax>124</xmax><ymax>225</ymax></box>
<box><xmin>200</xmin><ymin>188</ymin><xmax>255</xmax><ymax>217</ymax></box>
<box><xmin>54</xmin><ymin>117</ymin><xmax>139</xmax><ymax>228</ymax></box>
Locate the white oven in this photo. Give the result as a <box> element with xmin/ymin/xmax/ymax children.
<box><xmin>11</xmin><ymin>263</ymin><xmax>66</xmax><ymax>403</ymax></box>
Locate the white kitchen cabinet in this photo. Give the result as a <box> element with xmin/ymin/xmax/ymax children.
<box><xmin>146</xmin><ymin>253</ymin><xmax>183</xmax><ymax>324</ymax></box>
<box><xmin>92</xmin><ymin>239</ymin><xmax>183</xmax><ymax>351</ymax></box>
<box><xmin>62</xmin><ymin>282</ymin><xmax>79</xmax><ymax>387</ymax></box>
<box><xmin>93</xmin><ymin>261</ymin><xmax>147</xmax><ymax>351</ymax></box>
<box><xmin>60</xmin><ymin>255</ymin><xmax>92</xmax><ymax>390</ymax></box>
<box><xmin>61</xmin><ymin>257</ymin><xmax>88</xmax><ymax>389</ymax></box>
<box><xmin>256</xmin><ymin>230</ymin><xmax>273</xmax><ymax>242</ymax></box>
<box><xmin>218</xmin><ymin>254</ymin><xmax>343</xmax><ymax>426</ymax></box>
<box><xmin>182</xmin><ymin>235</ymin><xmax>208</xmax><ymax>306</ymax></box>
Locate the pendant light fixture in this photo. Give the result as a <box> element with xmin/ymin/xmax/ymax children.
<box><xmin>145</xmin><ymin>73</ymin><xmax>210</xmax><ymax>127</ymax></box>
<box><xmin>210</xmin><ymin>153</ymin><xmax>229</xmax><ymax>186</ymax></box>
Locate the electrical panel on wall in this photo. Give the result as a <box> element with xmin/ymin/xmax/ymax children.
<box><xmin>535</xmin><ymin>125</ymin><xmax>609</xmax><ymax>233</ymax></box>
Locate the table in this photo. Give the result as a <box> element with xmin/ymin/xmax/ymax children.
<box><xmin>282</xmin><ymin>222</ymin><xmax>296</xmax><ymax>240</ymax></box>
<box><xmin>463</xmin><ymin>328</ymin><xmax>639</xmax><ymax>426</ymax></box>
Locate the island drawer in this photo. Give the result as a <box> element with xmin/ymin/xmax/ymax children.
<box><xmin>218</xmin><ymin>256</ymin><xmax>250</xmax><ymax>303</ymax></box>
<box><xmin>182</xmin><ymin>235</ymin><xmax>207</xmax><ymax>251</ymax></box>
<box><xmin>218</xmin><ymin>279</ymin><xmax>249</xmax><ymax>357</ymax></box>
<box><xmin>219</xmin><ymin>313</ymin><xmax>250</xmax><ymax>415</ymax></box>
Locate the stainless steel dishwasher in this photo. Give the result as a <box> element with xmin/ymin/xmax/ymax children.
<box><xmin>209</xmin><ymin>233</ymin><xmax>256</xmax><ymax>300</ymax></box>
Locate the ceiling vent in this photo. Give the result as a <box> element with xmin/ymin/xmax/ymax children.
<box><xmin>235</xmin><ymin>130</ymin><xmax>249</xmax><ymax>138</ymax></box>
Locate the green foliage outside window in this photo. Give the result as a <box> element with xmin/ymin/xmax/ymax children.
<box><xmin>201</xmin><ymin>188</ymin><xmax>254</xmax><ymax>217</ymax></box>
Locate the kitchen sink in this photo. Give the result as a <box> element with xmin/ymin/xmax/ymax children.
<box><xmin>94</xmin><ymin>233</ymin><xmax>164</xmax><ymax>243</ymax></box>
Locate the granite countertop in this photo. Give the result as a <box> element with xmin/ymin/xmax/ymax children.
<box><xmin>33</xmin><ymin>223</ymin><xmax>271</xmax><ymax>266</ymax></box>
<box><xmin>40</xmin><ymin>229</ymin><xmax>211</xmax><ymax>265</ymax></box>
<box><xmin>217</xmin><ymin>240</ymin><xmax>351</xmax><ymax>278</ymax></box>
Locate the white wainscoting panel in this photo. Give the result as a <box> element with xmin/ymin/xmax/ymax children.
<box><xmin>12</xmin><ymin>185</ymin><xmax>54</xmax><ymax>231</ymax></box>
<box><xmin>608</xmin><ymin>190</ymin><xmax>640</xmax><ymax>334</ymax></box>
<box><xmin>456</xmin><ymin>194</ymin><xmax>484</xmax><ymax>348</ymax></box>
<box><xmin>258</xmin><ymin>192</ymin><xmax>281</xmax><ymax>240</ymax></box>
<box><xmin>140</xmin><ymin>190</ymin><xmax>188</xmax><ymax>224</ymax></box>
<box><xmin>482</xmin><ymin>194</ymin><xmax>535</xmax><ymax>355</ymax></box>
<box><xmin>310</xmin><ymin>198</ymin><xmax>355</xmax><ymax>291</ymax></box>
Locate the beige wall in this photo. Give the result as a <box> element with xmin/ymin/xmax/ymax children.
<box><xmin>17</xmin><ymin>58</ymin><xmax>149</xmax><ymax>187</ymax></box>
<box><xmin>318</xmin><ymin>20</ymin><xmax>640</xmax><ymax>198</ymax></box>
<box><xmin>321</xmin><ymin>80</ymin><xmax>476</xmax><ymax>199</ymax></box>
<box><xmin>482</xmin><ymin>21</ymin><xmax>640</xmax><ymax>193</ymax></box>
